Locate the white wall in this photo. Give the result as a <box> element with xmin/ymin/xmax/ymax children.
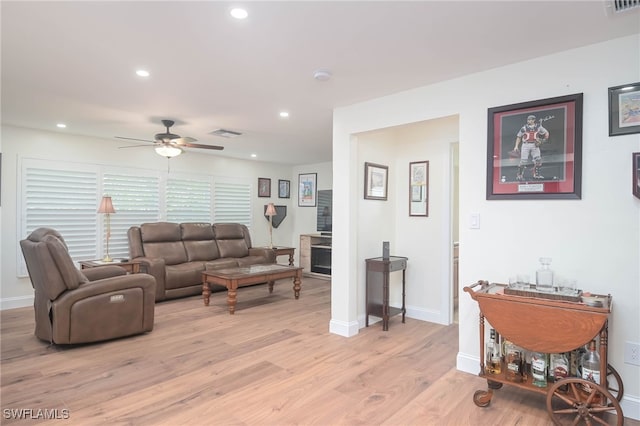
<box><xmin>0</xmin><ymin>125</ymin><xmax>296</xmax><ymax>307</ymax></box>
<box><xmin>332</xmin><ymin>35</ymin><xmax>640</xmax><ymax>419</ymax></box>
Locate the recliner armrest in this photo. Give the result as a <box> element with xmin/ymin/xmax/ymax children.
<box><xmin>82</xmin><ymin>265</ymin><xmax>127</xmax><ymax>281</ymax></box>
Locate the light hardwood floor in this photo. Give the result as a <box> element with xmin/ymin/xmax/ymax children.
<box><xmin>1</xmin><ymin>278</ymin><xmax>636</xmax><ymax>425</ymax></box>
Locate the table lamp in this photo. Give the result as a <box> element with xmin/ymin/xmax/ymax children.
<box><xmin>265</xmin><ymin>203</ymin><xmax>277</xmax><ymax>249</ymax></box>
<box><xmin>97</xmin><ymin>195</ymin><xmax>116</xmax><ymax>262</ymax></box>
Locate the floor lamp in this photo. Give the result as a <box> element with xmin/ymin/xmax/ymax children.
<box><xmin>265</xmin><ymin>203</ymin><xmax>277</xmax><ymax>249</ymax></box>
<box><xmin>97</xmin><ymin>195</ymin><xmax>116</xmax><ymax>262</ymax></box>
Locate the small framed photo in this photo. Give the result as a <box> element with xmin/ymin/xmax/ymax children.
<box><xmin>609</xmin><ymin>82</ymin><xmax>640</xmax><ymax>136</ymax></box>
<box><xmin>258</xmin><ymin>177</ymin><xmax>271</xmax><ymax>198</ymax></box>
<box><xmin>278</xmin><ymin>179</ymin><xmax>290</xmax><ymax>198</ymax></box>
<box><xmin>364</xmin><ymin>162</ymin><xmax>388</xmax><ymax>200</ymax></box>
<box><xmin>633</xmin><ymin>152</ymin><xmax>640</xmax><ymax>200</ymax></box>
<box><xmin>298</xmin><ymin>173</ymin><xmax>317</xmax><ymax>207</ymax></box>
<box><xmin>487</xmin><ymin>93</ymin><xmax>583</xmax><ymax>200</ymax></box>
<box><xmin>409</xmin><ymin>161</ymin><xmax>428</xmax><ymax>216</ymax></box>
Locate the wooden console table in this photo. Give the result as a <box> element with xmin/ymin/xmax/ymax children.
<box><xmin>365</xmin><ymin>256</ymin><xmax>408</xmax><ymax>331</ymax></box>
<box><xmin>79</xmin><ymin>259</ymin><xmax>140</xmax><ymax>274</ymax></box>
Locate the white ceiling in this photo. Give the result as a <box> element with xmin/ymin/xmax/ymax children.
<box><xmin>2</xmin><ymin>1</ymin><xmax>639</xmax><ymax>165</ymax></box>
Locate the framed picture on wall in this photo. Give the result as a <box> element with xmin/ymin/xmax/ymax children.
<box><xmin>364</xmin><ymin>162</ymin><xmax>388</xmax><ymax>200</ymax></box>
<box><xmin>258</xmin><ymin>177</ymin><xmax>271</xmax><ymax>197</ymax></box>
<box><xmin>278</xmin><ymin>179</ymin><xmax>290</xmax><ymax>198</ymax></box>
<box><xmin>409</xmin><ymin>161</ymin><xmax>428</xmax><ymax>216</ymax></box>
<box><xmin>486</xmin><ymin>93</ymin><xmax>583</xmax><ymax>200</ymax></box>
<box><xmin>298</xmin><ymin>173</ymin><xmax>317</xmax><ymax>206</ymax></box>
<box><xmin>633</xmin><ymin>152</ymin><xmax>640</xmax><ymax>199</ymax></box>
<box><xmin>609</xmin><ymin>82</ymin><xmax>640</xmax><ymax>136</ymax></box>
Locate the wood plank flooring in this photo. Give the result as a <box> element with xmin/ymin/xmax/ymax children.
<box><xmin>1</xmin><ymin>278</ymin><xmax>636</xmax><ymax>425</ymax></box>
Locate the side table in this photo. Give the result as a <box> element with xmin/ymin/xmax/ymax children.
<box><xmin>259</xmin><ymin>246</ymin><xmax>295</xmax><ymax>266</ymax></box>
<box><xmin>79</xmin><ymin>259</ymin><xmax>141</xmax><ymax>274</ymax></box>
<box><xmin>365</xmin><ymin>256</ymin><xmax>408</xmax><ymax>331</ymax></box>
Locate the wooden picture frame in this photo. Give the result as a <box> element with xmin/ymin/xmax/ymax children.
<box><xmin>258</xmin><ymin>177</ymin><xmax>271</xmax><ymax>198</ymax></box>
<box><xmin>609</xmin><ymin>82</ymin><xmax>640</xmax><ymax>136</ymax></box>
<box><xmin>486</xmin><ymin>93</ymin><xmax>583</xmax><ymax>200</ymax></box>
<box><xmin>278</xmin><ymin>179</ymin><xmax>290</xmax><ymax>198</ymax></box>
<box><xmin>364</xmin><ymin>162</ymin><xmax>388</xmax><ymax>200</ymax></box>
<box><xmin>409</xmin><ymin>161</ymin><xmax>428</xmax><ymax>216</ymax></box>
<box><xmin>633</xmin><ymin>152</ymin><xmax>640</xmax><ymax>200</ymax></box>
<box><xmin>298</xmin><ymin>173</ymin><xmax>317</xmax><ymax>207</ymax></box>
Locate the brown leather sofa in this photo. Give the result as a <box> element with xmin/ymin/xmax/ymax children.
<box><xmin>20</xmin><ymin>228</ymin><xmax>156</xmax><ymax>344</ymax></box>
<box><xmin>127</xmin><ymin>222</ymin><xmax>276</xmax><ymax>301</ymax></box>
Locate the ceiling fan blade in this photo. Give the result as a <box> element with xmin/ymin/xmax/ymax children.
<box><xmin>171</xmin><ymin>136</ymin><xmax>197</xmax><ymax>144</ymax></box>
<box><xmin>115</xmin><ymin>136</ymin><xmax>156</xmax><ymax>143</ymax></box>
<box><xmin>118</xmin><ymin>144</ymin><xmax>155</xmax><ymax>149</ymax></box>
<box><xmin>181</xmin><ymin>142</ymin><xmax>224</xmax><ymax>151</ymax></box>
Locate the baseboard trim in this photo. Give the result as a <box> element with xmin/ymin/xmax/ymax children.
<box><xmin>1</xmin><ymin>295</ymin><xmax>33</xmax><ymax>310</ymax></box>
<box><xmin>329</xmin><ymin>318</ymin><xmax>359</xmax><ymax>337</ymax></box>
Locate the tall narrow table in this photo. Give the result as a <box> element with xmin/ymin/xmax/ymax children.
<box><xmin>365</xmin><ymin>256</ymin><xmax>408</xmax><ymax>331</ymax></box>
<box><xmin>202</xmin><ymin>264</ymin><xmax>302</xmax><ymax>314</ymax></box>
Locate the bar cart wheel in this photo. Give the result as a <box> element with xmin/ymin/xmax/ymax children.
<box><xmin>545</xmin><ymin>378</ymin><xmax>623</xmax><ymax>426</ymax></box>
<box><xmin>606</xmin><ymin>364</ymin><xmax>624</xmax><ymax>402</ymax></box>
<box><xmin>473</xmin><ymin>389</ymin><xmax>493</xmax><ymax>408</ymax></box>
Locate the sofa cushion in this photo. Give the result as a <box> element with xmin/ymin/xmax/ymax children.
<box><xmin>217</xmin><ymin>239</ymin><xmax>249</xmax><ymax>258</ymax></box>
<box><xmin>181</xmin><ymin>223</ymin><xmax>219</xmax><ymax>261</ymax></box>
<box><xmin>44</xmin><ymin>234</ymin><xmax>89</xmax><ymax>290</ymax></box>
<box><xmin>140</xmin><ymin>223</ymin><xmax>187</xmax><ymax>265</ymax></box>
<box><xmin>205</xmin><ymin>258</ymin><xmax>239</xmax><ymax>271</ymax></box>
<box><xmin>212</xmin><ymin>223</ymin><xmax>244</xmax><ymax>239</ymax></box>
<box><xmin>165</xmin><ymin>262</ymin><xmax>205</xmax><ymax>290</ymax></box>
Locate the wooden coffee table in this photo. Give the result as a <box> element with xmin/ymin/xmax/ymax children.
<box><xmin>202</xmin><ymin>264</ymin><xmax>303</xmax><ymax>314</ymax></box>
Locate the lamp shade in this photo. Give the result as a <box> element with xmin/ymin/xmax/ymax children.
<box><xmin>265</xmin><ymin>203</ymin><xmax>277</xmax><ymax>217</ymax></box>
<box><xmin>97</xmin><ymin>196</ymin><xmax>116</xmax><ymax>214</ymax></box>
<box><xmin>155</xmin><ymin>145</ymin><xmax>182</xmax><ymax>158</ymax></box>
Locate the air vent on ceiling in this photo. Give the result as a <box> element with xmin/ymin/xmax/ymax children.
<box><xmin>210</xmin><ymin>128</ymin><xmax>242</xmax><ymax>138</ymax></box>
<box><xmin>606</xmin><ymin>0</ymin><xmax>640</xmax><ymax>13</ymax></box>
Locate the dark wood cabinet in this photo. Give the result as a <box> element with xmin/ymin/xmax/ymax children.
<box><xmin>365</xmin><ymin>256</ymin><xmax>408</xmax><ymax>331</ymax></box>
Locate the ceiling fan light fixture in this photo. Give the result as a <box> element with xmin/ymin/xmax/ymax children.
<box><xmin>155</xmin><ymin>145</ymin><xmax>182</xmax><ymax>158</ymax></box>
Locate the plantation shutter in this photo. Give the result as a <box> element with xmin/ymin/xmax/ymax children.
<box><xmin>213</xmin><ymin>180</ymin><xmax>251</xmax><ymax>229</ymax></box>
<box><xmin>166</xmin><ymin>177</ymin><xmax>212</xmax><ymax>223</ymax></box>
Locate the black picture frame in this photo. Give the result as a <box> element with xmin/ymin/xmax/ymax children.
<box><xmin>258</xmin><ymin>177</ymin><xmax>271</xmax><ymax>198</ymax></box>
<box><xmin>633</xmin><ymin>152</ymin><xmax>640</xmax><ymax>200</ymax></box>
<box><xmin>278</xmin><ymin>179</ymin><xmax>290</xmax><ymax>198</ymax></box>
<box><xmin>486</xmin><ymin>93</ymin><xmax>583</xmax><ymax>200</ymax></box>
<box><xmin>609</xmin><ymin>82</ymin><xmax>640</xmax><ymax>137</ymax></box>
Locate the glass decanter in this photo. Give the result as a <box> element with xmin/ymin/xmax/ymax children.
<box><xmin>536</xmin><ymin>257</ymin><xmax>554</xmax><ymax>293</ymax></box>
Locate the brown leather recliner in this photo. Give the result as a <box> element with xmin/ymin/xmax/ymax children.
<box><xmin>20</xmin><ymin>228</ymin><xmax>156</xmax><ymax>344</ymax></box>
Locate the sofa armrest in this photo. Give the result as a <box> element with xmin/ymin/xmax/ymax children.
<box><xmin>248</xmin><ymin>247</ymin><xmax>276</xmax><ymax>264</ymax></box>
<box><xmin>82</xmin><ymin>265</ymin><xmax>126</xmax><ymax>281</ymax></box>
<box><xmin>130</xmin><ymin>256</ymin><xmax>167</xmax><ymax>301</ymax></box>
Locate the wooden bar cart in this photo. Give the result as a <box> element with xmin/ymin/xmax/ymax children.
<box><xmin>464</xmin><ymin>280</ymin><xmax>624</xmax><ymax>425</ymax></box>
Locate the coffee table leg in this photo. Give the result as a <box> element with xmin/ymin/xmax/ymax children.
<box><xmin>268</xmin><ymin>280</ymin><xmax>274</xmax><ymax>293</ymax></box>
<box><xmin>293</xmin><ymin>271</ymin><xmax>301</xmax><ymax>299</ymax></box>
<box><xmin>227</xmin><ymin>285</ymin><xmax>237</xmax><ymax>314</ymax></box>
<box><xmin>203</xmin><ymin>280</ymin><xmax>211</xmax><ymax>306</ymax></box>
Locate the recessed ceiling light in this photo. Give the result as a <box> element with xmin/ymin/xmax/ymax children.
<box><xmin>279</xmin><ymin>111</ymin><xmax>289</xmax><ymax>118</ymax></box>
<box><xmin>136</xmin><ymin>69</ymin><xmax>150</xmax><ymax>77</ymax></box>
<box><xmin>313</xmin><ymin>69</ymin><xmax>332</xmax><ymax>81</ymax></box>
<box><xmin>230</xmin><ymin>8</ymin><xmax>248</xmax><ymax>19</ymax></box>
<box><xmin>251</xmin><ymin>154</ymin><xmax>257</xmax><ymax>158</ymax></box>
<box><xmin>56</xmin><ymin>123</ymin><xmax>66</xmax><ymax>128</ymax></box>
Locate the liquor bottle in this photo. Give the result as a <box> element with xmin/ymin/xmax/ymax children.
<box><xmin>581</xmin><ymin>340</ymin><xmax>601</xmax><ymax>385</ymax></box>
<box><xmin>549</xmin><ymin>353</ymin><xmax>570</xmax><ymax>382</ymax></box>
<box><xmin>485</xmin><ymin>328</ymin><xmax>502</xmax><ymax>374</ymax></box>
<box><xmin>531</xmin><ymin>351</ymin><xmax>548</xmax><ymax>387</ymax></box>
<box><xmin>504</xmin><ymin>340</ymin><xmax>523</xmax><ymax>382</ymax></box>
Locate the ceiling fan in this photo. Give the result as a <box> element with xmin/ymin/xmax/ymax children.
<box><xmin>116</xmin><ymin>119</ymin><xmax>224</xmax><ymax>158</ymax></box>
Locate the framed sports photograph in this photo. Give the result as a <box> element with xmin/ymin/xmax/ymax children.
<box><xmin>633</xmin><ymin>152</ymin><xmax>640</xmax><ymax>200</ymax></box>
<box><xmin>364</xmin><ymin>162</ymin><xmax>388</xmax><ymax>200</ymax></box>
<box><xmin>409</xmin><ymin>161</ymin><xmax>428</xmax><ymax>216</ymax></box>
<box><xmin>298</xmin><ymin>173</ymin><xmax>317</xmax><ymax>207</ymax></box>
<box><xmin>609</xmin><ymin>82</ymin><xmax>640</xmax><ymax>136</ymax></box>
<box><xmin>278</xmin><ymin>179</ymin><xmax>290</xmax><ymax>198</ymax></box>
<box><xmin>258</xmin><ymin>177</ymin><xmax>271</xmax><ymax>198</ymax></box>
<box><xmin>486</xmin><ymin>93</ymin><xmax>583</xmax><ymax>200</ymax></box>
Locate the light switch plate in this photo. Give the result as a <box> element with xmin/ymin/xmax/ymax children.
<box><xmin>469</xmin><ymin>213</ymin><xmax>480</xmax><ymax>229</ymax></box>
